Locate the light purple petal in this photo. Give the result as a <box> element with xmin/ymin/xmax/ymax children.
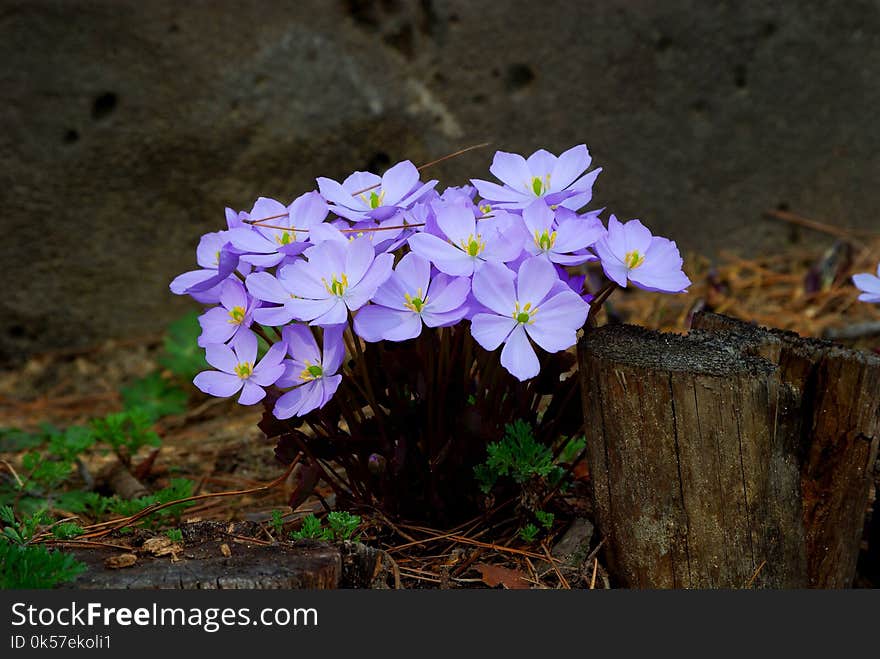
<box><xmin>310</xmin><ymin>299</ymin><xmax>349</xmax><ymax>326</ymax></box>
<box><xmin>232</xmin><ymin>329</ymin><xmax>259</xmax><ymax>365</ymax></box>
<box><xmin>408</xmin><ymin>233</ymin><xmax>475</xmax><ymax>277</ymax></box>
<box><xmin>394</xmin><ymin>252</ymin><xmax>431</xmax><ymax>295</ymax></box>
<box><xmin>425</xmin><ymin>274</ymin><xmax>470</xmax><ymax>313</ymax></box>
<box><xmin>317</xmin><ymin>177</ymin><xmax>362</xmax><ymax>211</ymax></box>
<box><xmin>289</xmin><ymin>191</ymin><xmax>328</xmax><ymax>228</ymax></box>
<box><xmin>321</xmin><ymin>324</ymin><xmax>346</xmax><ymax>374</ymax></box>
<box><xmin>481</xmin><ymin>211</ymin><xmax>527</xmax><ymax>262</ymax></box>
<box><xmin>471</xmin><ymin>313</ymin><xmax>517</xmax><ymax>351</ymax></box>
<box><xmin>472</xmin><ymin>261</ymin><xmax>516</xmax><ymax>315</ymax></box>
<box><xmin>528</xmin><ymin>290</ymin><xmax>589</xmax><ymax>345</ymax></box>
<box><xmin>254</xmin><ymin>303</ymin><xmax>297</xmax><ymax>326</ymax></box>
<box><xmin>853</xmin><ymin>272</ymin><xmax>880</xmax><ymax>295</ymax></box>
<box><xmin>193</xmin><ymin>371</ymin><xmax>242</xmax><ymax>398</ymax></box>
<box><xmin>246</xmin><ymin>272</ymin><xmax>290</xmax><ymax>304</ymax></box>
<box><xmin>283</xmin><ymin>324</ymin><xmax>320</xmax><ymax>364</ymax></box>
<box><xmin>525</xmin><ymin>149</ymin><xmax>556</xmax><ymax>177</ymax></box>
<box><xmin>219</xmin><ymin>278</ymin><xmax>248</xmax><ymax>310</ymax></box>
<box><xmin>250</xmin><ymin>363</ymin><xmax>285</xmax><ymax>387</ymax></box>
<box><xmin>380</xmin><ymin>160</ymin><xmax>420</xmax><ymax>205</ymax></box>
<box><xmin>550</xmin><ymin>144</ymin><xmax>590</xmax><ymax>191</ymax></box>
<box><xmin>370</xmin><ymin>271</ymin><xmax>410</xmax><ymax>311</ymax></box>
<box><xmin>516</xmin><ymin>257</ymin><xmax>557</xmax><ymax>306</ymax></box>
<box><xmin>345</xmin><ymin>237</ymin><xmax>375</xmax><ymax>286</ymax></box>
<box><xmin>621</xmin><ymin>219</ymin><xmax>653</xmax><ymax>256</ymax></box>
<box><xmin>382</xmin><ymin>311</ymin><xmax>423</xmax><ymax>342</ymax></box>
<box><xmin>437</xmin><ymin>203</ymin><xmax>476</xmax><ymax>244</ymax></box>
<box><xmin>343</xmin><ymin>170</ymin><xmax>382</xmax><ymax>195</ymax></box>
<box><xmin>344</xmin><ymin>253</ymin><xmax>394</xmax><ymax>310</ymax></box>
<box><xmin>320</xmin><ymin>375</ymin><xmax>343</xmax><ymax>408</ymax></box>
<box><xmin>353</xmin><ymin>305</ymin><xmax>398</xmax><ymax>342</ymax></box>
<box><xmin>288</xmin><ymin>297</ymin><xmax>341</xmax><ymax>323</ymax></box>
<box><xmin>500</xmin><ymin>325</ymin><xmax>540</xmax><ymax>381</ymax></box>
<box><xmin>238</xmin><ymin>381</ymin><xmax>266</xmax><ymax>405</ymax></box>
<box><xmin>397</xmin><ymin>179</ymin><xmax>439</xmax><ymax>208</ymax></box>
<box><xmin>205</xmin><ymin>343</ymin><xmax>237</xmax><ymax>373</ymax></box>
<box><xmin>489</xmin><ymin>151</ymin><xmax>533</xmax><ymax>191</ymax></box>
<box><xmin>198</xmin><ymin>307</ymin><xmax>237</xmax><ymax>347</ymax></box>
<box><xmin>421</xmin><ymin>306</ymin><xmax>468</xmax><ymax>328</ymax></box>
<box><xmin>278</xmin><ymin>261</ymin><xmax>328</xmax><ymax>300</ymax></box>
<box><xmin>170</xmin><ymin>268</ymin><xmax>217</xmax><ymax>295</ymax></box>
<box><xmin>274</xmin><ymin>383</ymin><xmax>313</xmax><ymax>419</ymax></box>
<box><xmin>470</xmin><ymin>178</ymin><xmax>529</xmax><ymax>204</ymax></box>
<box><xmin>522</xmin><ymin>199</ymin><xmax>554</xmax><ymax>235</ymax></box>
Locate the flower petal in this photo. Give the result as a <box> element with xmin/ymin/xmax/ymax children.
<box><xmin>246</xmin><ymin>272</ymin><xmax>290</xmax><ymax>305</ymax></box>
<box><xmin>550</xmin><ymin>144</ymin><xmax>590</xmax><ymax>191</ymax></box>
<box><xmin>321</xmin><ymin>324</ymin><xmax>346</xmax><ymax>374</ymax></box>
<box><xmin>516</xmin><ymin>257</ymin><xmax>557</xmax><ymax>306</ymax></box>
<box><xmin>472</xmin><ymin>261</ymin><xmax>516</xmax><ymax>315</ymax></box>
<box><xmin>238</xmin><ymin>381</ymin><xmax>266</xmax><ymax>405</ymax></box>
<box><xmin>380</xmin><ymin>160</ymin><xmax>420</xmax><ymax>205</ymax></box>
<box><xmin>205</xmin><ymin>342</ymin><xmax>237</xmax><ymax>373</ymax></box>
<box><xmin>232</xmin><ymin>329</ymin><xmax>259</xmax><ymax>365</ymax></box>
<box><xmin>436</xmin><ymin>203</ymin><xmax>476</xmax><ymax>244</ymax></box>
<box><xmin>253</xmin><ymin>303</ymin><xmax>297</xmax><ymax>326</ymax></box>
<box><xmin>408</xmin><ymin>233</ymin><xmax>475</xmax><ymax>276</ymax></box>
<box><xmin>500</xmin><ymin>325</ymin><xmax>540</xmax><ymax>381</ymax></box>
<box><xmin>471</xmin><ymin>313</ymin><xmax>517</xmax><ymax>351</ymax></box>
<box><xmin>283</xmin><ymin>324</ymin><xmax>320</xmax><ymax>363</ymax></box>
<box><xmin>193</xmin><ymin>371</ymin><xmax>242</xmax><ymax>398</ymax></box>
<box><xmin>198</xmin><ymin>307</ymin><xmax>237</xmax><ymax>347</ymax></box>
<box><xmin>425</xmin><ymin>274</ymin><xmax>470</xmax><ymax>313</ymax></box>
<box><xmin>490</xmin><ymin>151</ymin><xmax>533</xmax><ymax>191</ymax></box>
<box><xmin>344</xmin><ymin>253</ymin><xmax>394</xmax><ymax>310</ymax></box>
<box><xmin>353</xmin><ymin>304</ymin><xmax>401</xmax><ymax>342</ymax></box>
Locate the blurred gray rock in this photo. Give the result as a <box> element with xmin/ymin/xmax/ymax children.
<box><xmin>1</xmin><ymin>0</ymin><xmax>878</xmax><ymax>359</ymax></box>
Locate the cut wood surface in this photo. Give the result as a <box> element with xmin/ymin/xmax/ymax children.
<box><xmin>64</xmin><ymin>522</ymin><xmax>341</xmax><ymax>589</ymax></box>
<box><xmin>578</xmin><ymin>315</ymin><xmax>880</xmax><ymax>588</ymax></box>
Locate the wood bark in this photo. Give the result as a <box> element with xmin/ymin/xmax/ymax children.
<box><xmin>578</xmin><ymin>315</ymin><xmax>880</xmax><ymax>588</ymax></box>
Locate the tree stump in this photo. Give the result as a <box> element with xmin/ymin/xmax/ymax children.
<box><xmin>577</xmin><ymin>315</ymin><xmax>880</xmax><ymax>588</ymax></box>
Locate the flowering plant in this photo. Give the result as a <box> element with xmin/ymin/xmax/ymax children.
<box><xmin>171</xmin><ymin>145</ymin><xmax>690</xmax><ymax>522</ymax></box>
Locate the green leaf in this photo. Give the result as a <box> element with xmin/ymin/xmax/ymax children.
<box><xmin>121</xmin><ymin>373</ymin><xmax>187</xmax><ymax>421</ymax></box>
<box><xmin>0</xmin><ymin>543</ymin><xmax>86</xmax><ymax>588</ymax></box>
<box><xmin>160</xmin><ymin>312</ymin><xmax>209</xmax><ymax>381</ymax></box>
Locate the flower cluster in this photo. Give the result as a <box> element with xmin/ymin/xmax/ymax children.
<box><xmin>171</xmin><ymin>145</ymin><xmax>690</xmax><ymax>419</ymax></box>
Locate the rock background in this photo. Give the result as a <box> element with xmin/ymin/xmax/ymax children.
<box><xmin>1</xmin><ymin>0</ymin><xmax>878</xmax><ymax>360</ymax></box>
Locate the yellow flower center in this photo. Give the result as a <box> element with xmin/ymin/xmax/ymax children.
<box><xmin>404</xmin><ymin>288</ymin><xmax>427</xmax><ymax>313</ymax></box>
<box><xmin>530</xmin><ymin>175</ymin><xmax>551</xmax><ymax>196</ymax></box>
<box><xmin>276</xmin><ymin>229</ymin><xmax>297</xmax><ymax>245</ymax></box>
<box><xmin>234</xmin><ymin>362</ymin><xmax>254</xmax><ymax>379</ymax></box>
<box><xmin>299</xmin><ymin>361</ymin><xmax>324</xmax><ymax>381</ymax></box>
<box><xmin>479</xmin><ymin>203</ymin><xmax>492</xmax><ymax>214</ymax></box>
<box><xmin>512</xmin><ymin>301</ymin><xmax>538</xmax><ymax>325</ymax></box>
<box><xmin>624</xmin><ymin>250</ymin><xmax>645</xmax><ymax>269</ymax></box>
<box><xmin>360</xmin><ymin>190</ymin><xmax>386</xmax><ymax>209</ymax></box>
<box><xmin>459</xmin><ymin>233</ymin><xmax>486</xmax><ymax>257</ymax></box>
<box><xmin>322</xmin><ymin>273</ymin><xmax>349</xmax><ymax>297</ymax></box>
<box><xmin>534</xmin><ymin>229</ymin><xmax>557</xmax><ymax>252</ymax></box>
<box><xmin>228</xmin><ymin>305</ymin><xmax>246</xmax><ymax>324</ymax></box>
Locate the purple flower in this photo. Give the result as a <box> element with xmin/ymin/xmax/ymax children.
<box><xmin>853</xmin><ymin>265</ymin><xmax>880</xmax><ymax>303</ymax></box>
<box><xmin>197</xmin><ymin>279</ymin><xmax>259</xmax><ymax>347</ymax></box>
<box><xmin>317</xmin><ymin>161</ymin><xmax>437</xmax><ymax>222</ymax></box>
<box><xmin>408</xmin><ymin>203</ymin><xmax>525</xmax><ymax>276</ymax></box>
<box><xmin>193</xmin><ymin>330</ymin><xmax>286</xmax><ymax>405</ymax></box>
<box><xmin>471</xmin><ymin>145</ymin><xmax>601</xmax><ymax>211</ymax></box>
<box><xmin>247</xmin><ymin>237</ymin><xmax>393</xmax><ymax>327</ymax></box>
<box><xmin>274</xmin><ymin>324</ymin><xmax>345</xmax><ymax>418</ymax></box>
<box><xmin>521</xmin><ymin>200</ymin><xmax>606</xmax><ymax>265</ymax></box>
<box><xmin>169</xmin><ymin>231</ymin><xmax>239</xmax><ymax>299</ymax></box>
<box><xmin>470</xmin><ymin>258</ymin><xmax>589</xmax><ymax>381</ymax></box>
<box><xmin>228</xmin><ymin>193</ymin><xmax>327</xmax><ymax>267</ymax></box>
<box><xmin>354</xmin><ymin>253</ymin><xmax>470</xmax><ymax>342</ymax></box>
<box><xmin>594</xmin><ymin>216</ymin><xmax>691</xmax><ymax>293</ymax></box>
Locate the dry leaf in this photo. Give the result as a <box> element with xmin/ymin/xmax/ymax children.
<box><xmin>220</xmin><ymin>543</ymin><xmax>231</xmax><ymax>557</ymax></box>
<box><xmin>475</xmin><ymin>563</ymin><xmax>530</xmax><ymax>589</ymax></box>
<box><xmin>142</xmin><ymin>536</ymin><xmax>181</xmax><ymax>557</ymax></box>
<box><xmin>105</xmin><ymin>553</ymin><xmax>137</xmax><ymax>569</ymax></box>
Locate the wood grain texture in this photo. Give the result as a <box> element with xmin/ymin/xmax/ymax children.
<box><xmin>579</xmin><ymin>317</ymin><xmax>879</xmax><ymax>588</ymax></box>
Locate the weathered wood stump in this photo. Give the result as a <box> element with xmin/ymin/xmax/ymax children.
<box><xmin>577</xmin><ymin>314</ymin><xmax>880</xmax><ymax>588</ymax></box>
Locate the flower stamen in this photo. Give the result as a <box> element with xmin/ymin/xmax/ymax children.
<box><xmin>322</xmin><ymin>273</ymin><xmax>350</xmax><ymax>297</ymax></box>
<box><xmin>234</xmin><ymin>362</ymin><xmax>254</xmax><ymax>379</ymax></box>
<box><xmin>404</xmin><ymin>288</ymin><xmax>427</xmax><ymax>313</ymax></box>
<box><xmin>512</xmin><ymin>301</ymin><xmax>538</xmax><ymax>325</ymax></box>
<box><xmin>299</xmin><ymin>360</ymin><xmax>324</xmax><ymax>382</ymax></box>
<box><xmin>624</xmin><ymin>250</ymin><xmax>645</xmax><ymax>269</ymax></box>
<box><xmin>228</xmin><ymin>305</ymin><xmax>246</xmax><ymax>325</ymax></box>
